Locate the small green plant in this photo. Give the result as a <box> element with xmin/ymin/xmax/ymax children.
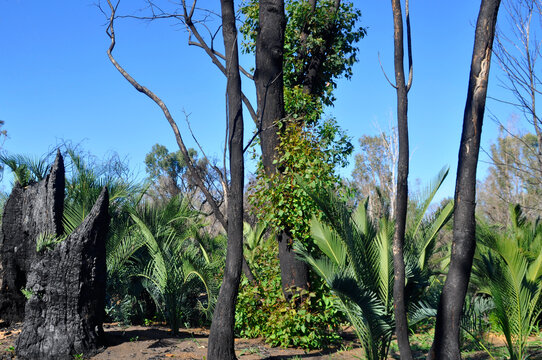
<box><xmin>129</xmin><ymin>336</ymin><xmax>139</xmax><ymax>342</ymax></box>
<box><xmin>20</xmin><ymin>287</ymin><xmax>34</xmax><ymax>299</ymax></box>
<box><xmin>73</xmin><ymin>354</ymin><xmax>84</xmax><ymax>360</ymax></box>
<box><xmin>238</xmin><ymin>346</ymin><xmax>262</xmax><ymax>356</ymax></box>
<box><xmin>5</xmin><ymin>346</ymin><xmax>15</xmax><ymax>353</ymax></box>
<box><xmin>36</xmin><ymin>232</ymin><xmax>66</xmax><ymax>252</ymax></box>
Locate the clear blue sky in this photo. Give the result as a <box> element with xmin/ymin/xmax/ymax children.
<box><xmin>0</xmin><ymin>1</ymin><xmax>519</xmax><ymax>199</ymax></box>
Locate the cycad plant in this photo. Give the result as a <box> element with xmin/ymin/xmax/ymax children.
<box><xmin>0</xmin><ymin>153</ymin><xmax>51</xmax><ymax>186</ymax></box>
<box><xmin>473</xmin><ymin>205</ymin><xmax>542</xmax><ymax>360</ymax></box>
<box><xmin>295</xmin><ymin>201</ymin><xmax>395</xmax><ymax>360</ymax></box>
<box><xmin>243</xmin><ymin>221</ymin><xmax>273</xmax><ymax>268</ymax></box>
<box><xmin>295</xmin><ymin>168</ymin><xmax>453</xmax><ymax>360</ymax></box>
<box><xmin>108</xmin><ymin>195</ymin><xmax>218</xmax><ymax>333</ymax></box>
<box><xmin>62</xmin><ymin>148</ymin><xmax>135</xmax><ymax>233</ymax></box>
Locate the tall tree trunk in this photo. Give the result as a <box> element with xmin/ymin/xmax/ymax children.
<box><xmin>390</xmin><ymin>0</ymin><xmax>413</xmax><ymax>358</ymax></box>
<box><xmin>256</xmin><ymin>0</ymin><xmax>309</xmax><ymax>297</ymax></box>
<box><xmin>428</xmin><ymin>1</ymin><xmax>501</xmax><ymax>359</ymax></box>
<box><xmin>207</xmin><ymin>0</ymin><xmax>244</xmax><ymax>358</ymax></box>
<box><xmin>391</xmin><ymin>0</ymin><xmax>412</xmax><ymax>359</ymax></box>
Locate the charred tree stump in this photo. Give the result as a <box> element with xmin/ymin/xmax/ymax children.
<box><xmin>16</xmin><ymin>188</ymin><xmax>110</xmax><ymax>360</ymax></box>
<box><xmin>0</xmin><ymin>151</ymin><xmax>65</xmax><ymax>324</ymax></box>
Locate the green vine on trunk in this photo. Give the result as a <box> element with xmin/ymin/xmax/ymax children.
<box><xmin>249</xmin><ymin>118</ymin><xmax>351</xmax><ymax>244</ymax></box>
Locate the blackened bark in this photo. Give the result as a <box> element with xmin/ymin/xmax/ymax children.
<box><xmin>207</xmin><ymin>0</ymin><xmax>244</xmax><ymax>359</ymax></box>
<box><xmin>242</xmin><ymin>256</ymin><xmax>256</xmax><ymax>283</ymax></box>
<box><xmin>0</xmin><ymin>151</ymin><xmax>65</xmax><ymax>324</ymax></box>
<box><xmin>390</xmin><ymin>1</ymin><xmax>413</xmax><ymax>358</ymax></box>
<box><xmin>277</xmin><ymin>231</ymin><xmax>308</xmax><ymax>294</ymax></box>
<box><xmin>256</xmin><ymin>0</ymin><xmax>309</xmax><ymax>297</ymax></box>
<box><xmin>16</xmin><ymin>188</ymin><xmax>109</xmax><ymax>360</ymax></box>
<box><xmin>428</xmin><ymin>1</ymin><xmax>501</xmax><ymax>359</ymax></box>
<box><xmin>256</xmin><ymin>0</ymin><xmax>285</xmax><ymax>176</ymax></box>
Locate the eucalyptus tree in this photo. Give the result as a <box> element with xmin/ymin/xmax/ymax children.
<box><xmin>387</xmin><ymin>0</ymin><xmax>414</xmax><ymax>356</ymax></box>
<box><xmin>428</xmin><ymin>1</ymin><xmax>501</xmax><ymax>358</ymax></box>
<box><xmin>135</xmin><ymin>0</ymin><xmax>363</xmax><ymax>297</ymax></box>
<box><xmin>242</xmin><ymin>0</ymin><xmax>363</xmax><ymax>296</ymax></box>
<box><xmin>205</xmin><ymin>1</ymin><xmax>245</xmax><ymax>358</ymax></box>
<box><xmin>351</xmin><ymin>129</ymin><xmax>398</xmax><ymax>219</ymax></box>
<box><xmin>478</xmin><ymin>131</ymin><xmax>542</xmax><ymax>224</ymax></box>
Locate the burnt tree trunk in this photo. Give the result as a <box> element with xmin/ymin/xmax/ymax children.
<box><xmin>256</xmin><ymin>0</ymin><xmax>309</xmax><ymax>297</ymax></box>
<box><xmin>207</xmin><ymin>0</ymin><xmax>245</xmax><ymax>358</ymax></box>
<box><xmin>390</xmin><ymin>0</ymin><xmax>413</xmax><ymax>359</ymax></box>
<box><xmin>16</xmin><ymin>188</ymin><xmax>110</xmax><ymax>360</ymax></box>
<box><xmin>0</xmin><ymin>151</ymin><xmax>65</xmax><ymax>324</ymax></box>
<box><xmin>428</xmin><ymin>1</ymin><xmax>501</xmax><ymax>359</ymax></box>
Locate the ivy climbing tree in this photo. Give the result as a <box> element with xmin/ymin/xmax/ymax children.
<box><xmin>243</xmin><ymin>0</ymin><xmax>365</xmax><ymax>295</ymax></box>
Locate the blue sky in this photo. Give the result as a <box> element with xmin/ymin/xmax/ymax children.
<box><xmin>0</xmin><ymin>1</ymin><xmax>519</xmax><ymax>199</ymax></box>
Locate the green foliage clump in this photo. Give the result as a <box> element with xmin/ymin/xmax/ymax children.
<box><xmin>105</xmin><ymin>265</ymin><xmax>151</xmax><ymax>326</ymax></box>
<box><xmin>36</xmin><ymin>232</ymin><xmax>67</xmax><ymax>252</ymax></box>
<box><xmin>240</xmin><ymin>0</ymin><xmax>366</xmax><ymax>106</ymax></box>
<box><xmin>249</xmin><ymin>120</ymin><xmax>351</xmax><ymax>243</ymax></box>
<box><xmin>20</xmin><ymin>287</ymin><xmax>34</xmax><ymax>300</ymax></box>
<box><xmin>0</xmin><ymin>153</ymin><xmax>50</xmax><ymax>187</ymax></box>
<box><xmin>235</xmin><ymin>241</ymin><xmax>343</xmax><ymax>350</ymax></box>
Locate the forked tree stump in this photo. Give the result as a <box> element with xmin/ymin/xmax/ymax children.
<box><xmin>16</xmin><ymin>188</ymin><xmax>109</xmax><ymax>360</ymax></box>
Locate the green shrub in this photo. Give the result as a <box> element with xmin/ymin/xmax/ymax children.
<box><xmin>473</xmin><ymin>205</ymin><xmax>542</xmax><ymax>360</ymax></box>
<box><xmin>235</xmin><ymin>241</ymin><xmax>343</xmax><ymax>350</ymax></box>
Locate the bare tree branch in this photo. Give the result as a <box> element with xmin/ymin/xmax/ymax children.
<box><xmin>378</xmin><ymin>52</ymin><xmax>398</xmax><ymax>89</ymax></box>
<box><xmin>105</xmin><ymin>0</ymin><xmax>227</xmax><ymax>228</ymax></box>
<box><xmin>183</xmin><ymin>110</ymin><xmax>229</xmax><ymax>203</ymax></box>
<box><xmin>187</xmin><ymin>39</ymin><xmax>254</xmax><ymax>80</ymax></box>
<box><xmin>114</xmin><ymin>0</ymin><xmax>258</xmax><ymax>123</ymax></box>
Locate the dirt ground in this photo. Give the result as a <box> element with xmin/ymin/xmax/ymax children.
<box><xmin>0</xmin><ymin>323</ymin><xmax>364</xmax><ymax>359</ymax></box>
<box><xmin>0</xmin><ymin>322</ymin><xmax>541</xmax><ymax>359</ymax></box>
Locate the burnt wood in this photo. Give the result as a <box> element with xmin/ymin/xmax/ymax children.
<box><xmin>0</xmin><ymin>151</ymin><xmax>64</xmax><ymax>324</ymax></box>
<box><xmin>16</xmin><ymin>188</ymin><xmax>109</xmax><ymax>360</ymax></box>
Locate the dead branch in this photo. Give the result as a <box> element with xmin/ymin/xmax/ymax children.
<box><xmin>105</xmin><ymin>0</ymin><xmax>227</xmax><ymax>228</ymax></box>
<box><xmin>378</xmin><ymin>52</ymin><xmax>398</xmax><ymax>89</ymax></box>
<box><xmin>183</xmin><ymin>110</ymin><xmax>229</xmax><ymax>203</ymax></box>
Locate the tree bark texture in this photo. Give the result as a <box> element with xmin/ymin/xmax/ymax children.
<box><xmin>16</xmin><ymin>188</ymin><xmax>109</xmax><ymax>360</ymax></box>
<box><xmin>390</xmin><ymin>0</ymin><xmax>414</xmax><ymax>358</ymax></box>
<box><xmin>0</xmin><ymin>151</ymin><xmax>65</xmax><ymax>324</ymax></box>
<box><xmin>256</xmin><ymin>0</ymin><xmax>309</xmax><ymax>297</ymax></box>
<box><xmin>428</xmin><ymin>1</ymin><xmax>501</xmax><ymax>359</ymax></box>
<box><xmin>207</xmin><ymin>0</ymin><xmax>244</xmax><ymax>359</ymax></box>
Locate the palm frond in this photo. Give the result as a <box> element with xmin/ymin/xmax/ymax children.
<box><xmin>309</xmin><ymin>216</ymin><xmax>347</xmax><ymax>267</ymax></box>
<box><xmin>474</xmin><ymin>205</ymin><xmax>542</xmax><ymax>360</ymax></box>
<box><xmin>410</xmin><ymin>166</ymin><xmax>449</xmax><ymax>235</ymax></box>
